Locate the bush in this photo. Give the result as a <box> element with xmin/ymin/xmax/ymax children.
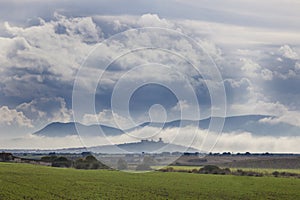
<box><xmin>199</xmin><ymin>165</ymin><xmax>231</xmax><ymax>175</ymax></box>
<box><xmin>272</xmin><ymin>171</ymin><xmax>280</xmax><ymax>177</ymax></box>
<box><xmin>199</xmin><ymin>165</ymin><xmax>221</xmax><ymax>174</ymax></box>
<box><xmin>158</xmin><ymin>167</ymin><xmax>174</xmax><ymax>172</ymax></box>
<box><xmin>41</xmin><ymin>156</ymin><xmax>58</xmax><ymax>162</ymax></box>
<box><xmin>85</xmin><ymin>155</ymin><xmax>98</xmax><ymax>162</ymax></box>
<box><xmin>233</xmin><ymin>169</ymin><xmax>263</xmax><ymax>177</ymax></box>
<box><xmin>223</xmin><ymin>168</ymin><xmax>231</xmax><ymax>175</ymax></box>
<box><xmin>51</xmin><ymin>157</ymin><xmax>72</xmax><ymax>168</ymax></box>
<box><xmin>74</xmin><ymin>155</ymin><xmax>108</xmax><ymax>170</ymax></box>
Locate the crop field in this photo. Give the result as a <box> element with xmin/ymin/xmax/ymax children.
<box><xmin>1</xmin><ymin>162</ymin><xmax>300</xmax><ymax>200</ymax></box>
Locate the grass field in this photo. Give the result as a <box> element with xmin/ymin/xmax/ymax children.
<box><xmin>1</xmin><ymin>163</ymin><xmax>300</xmax><ymax>199</ymax></box>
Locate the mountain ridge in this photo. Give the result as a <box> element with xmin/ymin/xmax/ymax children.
<box><xmin>33</xmin><ymin>114</ymin><xmax>300</xmax><ymax>137</ymax></box>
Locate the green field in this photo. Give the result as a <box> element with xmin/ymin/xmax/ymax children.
<box><xmin>1</xmin><ymin>163</ymin><xmax>300</xmax><ymax>199</ymax></box>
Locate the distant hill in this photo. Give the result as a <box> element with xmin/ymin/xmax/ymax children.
<box><xmin>89</xmin><ymin>139</ymin><xmax>199</xmax><ymax>154</ymax></box>
<box><xmin>2</xmin><ymin>139</ymin><xmax>199</xmax><ymax>154</ymax></box>
<box><xmin>33</xmin><ymin>122</ymin><xmax>124</xmax><ymax>137</ymax></box>
<box><xmin>33</xmin><ymin>115</ymin><xmax>300</xmax><ymax>137</ymax></box>
<box><xmin>131</xmin><ymin>115</ymin><xmax>300</xmax><ymax>136</ymax></box>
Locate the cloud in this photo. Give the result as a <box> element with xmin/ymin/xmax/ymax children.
<box><xmin>230</xmin><ymin>99</ymin><xmax>300</xmax><ymax>128</ymax></box>
<box><xmin>278</xmin><ymin>45</ymin><xmax>299</xmax><ymax>60</ymax></box>
<box><xmin>17</xmin><ymin>97</ymin><xmax>72</xmax><ymax>124</ymax></box>
<box><xmin>0</xmin><ymin>106</ymin><xmax>33</xmax><ymax>128</ymax></box>
<box><xmin>137</xmin><ymin>14</ymin><xmax>174</xmax><ymax>28</ymax></box>
<box><xmin>1</xmin><ymin>126</ymin><xmax>300</xmax><ymax>153</ymax></box>
<box><xmin>82</xmin><ymin>109</ymin><xmax>132</xmax><ymax>128</ymax></box>
<box><xmin>0</xmin><ymin>8</ymin><xmax>299</xmax><ymax>155</ymax></box>
<box><xmin>295</xmin><ymin>62</ymin><xmax>300</xmax><ymax>71</ymax></box>
<box><xmin>0</xmin><ymin>134</ymin><xmax>83</xmax><ymax>149</ymax></box>
<box><xmin>171</xmin><ymin>100</ymin><xmax>190</xmax><ymax>112</ymax></box>
<box><xmin>240</xmin><ymin>58</ymin><xmax>261</xmax><ymax>77</ymax></box>
<box><xmin>261</xmin><ymin>69</ymin><xmax>273</xmax><ymax>81</ymax></box>
<box><xmin>259</xmin><ymin>110</ymin><xmax>300</xmax><ymax>128</ymax></box>
<box><xmin>214</xmin><ymin>131</ymin><xmax>300</xmax><ymax>153</ymax></box>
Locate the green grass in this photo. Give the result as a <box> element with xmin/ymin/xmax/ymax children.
<box><xmin>1</xmin><ymin>162</ymin><xmax>300</xmax><ymax>199</ymax></box>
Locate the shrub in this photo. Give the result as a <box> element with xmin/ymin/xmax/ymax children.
<box><xmin>41</xmin><ymin>156</ymin><xmax>57</xmax><ymax>162</ymax></box>
<box><xmin>199</xmin><ymin>165</ymin><xmax>221</xmax><ymax>174</ymax></box>
<box><xmin>74</xmin><ymin>155</ymin><xmax>108</xmax><ymax>170</ymax></box>
<box><xmin>158</xmin><ymin>167</ymin><xmax>174</xmax><ymax>172</ymax></box>
<box><xmin>51</xmin><ymin>157</ymin><xmax>72</xmax><ymax>168</ymax></box>
<box><xmin>272</xmin><ymin>171</ymin><xmax>280</xmax><ymax>177</ymax></box>
<box><xmin>233</xmin><ymin>169</ymin><xmax>263</xmax><ymax>177</ymax></box>
<box><xmin>199</xmin><ymin>165</ymin><xmax>231</xmax><ymax>175</ymax></box>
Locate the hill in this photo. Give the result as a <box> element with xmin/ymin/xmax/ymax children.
<box><xmin>89</xmin><ymin>139</ymin><xmax>199</xmax><ymax>153</ymax></box>
<box><xmin>33</xmin><ymin>122</ymin><xmax>124</xmax><ymax>137</ymax></box>
<box><xmin>33</xmin><ymin>115</ymin><xmax>300</xmax><ymax>138</ymax></box>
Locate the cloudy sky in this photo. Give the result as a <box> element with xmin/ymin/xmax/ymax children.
<box><xmin>0</xmin><ymin>0</ymin><xmax>300</xmax><ymax>152</ymax></box>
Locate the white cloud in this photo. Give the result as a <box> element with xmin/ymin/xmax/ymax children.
<box><xmin>1</xmin><ymin>126</ymin><xmax>299</xmax><ymax>153</ymax></box>
<box><xmin>273</xmin><ymin>70</ymin><xmax>297</xmax><ymax>80</ymax></box>
<box><xmin>0</xmin><ymin>11</ymin><xmax>300</xmax><ymax>152</ymax></box>
<box><xmin>0</xmin><ymin>106</ymin><xmax>33</xmax><ymax>128</ymax></box>
<box><xmin>240</xmin><ymin>58</ymin><xmax>261</xmax><ymax>77</ymax></box>
<box><xmin>0</xmin><ymin>134</ymin><xmax>83</xmax><ymax>149</ymax></box>
<box><xmin>231</xmin><ymin>99</ymin><xmax>300</xmax><ymax>128</ymax></box>
<box><xmin>171</xmin><ymin>100</ymin><xmax>190</xmax><ymax>111</ymax></box>
<box><xmin>137</xmin><ymin>14</ymin><xmax>174</xmax><ymax>28</ymax></box>
<box><xmin>17</xmin><ymin>97</ymin><xmax>72</xmax><ymax>123</ymax></box>
<box><xmin>261</xmin><ymin>68</ymin><xmax>273</xmax><ymax>80</ymax></box>
<box><xmin>214</xmin><ymin>131</ymin><xmax>300</xmax><ymax>153</ymax></box>
<box><xmin>82</xmin><ymin>109</ymin><xmax>132</xmax><ymax>129</ymax></box>
<box><xmin>177</xmin><ymin>19</ymin><xmax>300</xmax><ymax>47</ymax></box>
<box><xmin>225</xmin><ymin>78</ymin><xmax>250</xmax><ymax>89</ymax></box>
<box><xmin>278</xmin><ymin>45</ymin><xmax>299</xmax><ymax>60</ymax></box>
<box><xmin>295</xmin><ymin>62</ymin><xmax>300</xmax><ymax>71</ymax></box>
<box><xmin>259</xmin><ymin>110</ymin><xmax>300</xmax><ymax>128</ymax></box>
<box><xmin>1</xmin><ymin>16</ymin><xmax>94</xmax><ymax>84</ymax></box>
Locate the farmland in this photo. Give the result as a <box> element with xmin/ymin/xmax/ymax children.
<box><xmin>1</xmin><ymin>162</ymin><xmax>300</xmax><ymax>199</ymax></box>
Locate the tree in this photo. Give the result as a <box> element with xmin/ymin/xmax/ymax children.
<box><xmin>41</xmin><ymin>155</ymin><xmax>57</xmax><ymax>162</ymax></box>
<box><xmin>51</xmin><ymin>156</ymin><xmax>72</xmax><ymax>168</ymax></box>
<box><xmin>199</xmin><ymin>165</ymin><xmax>231</xmax><ymax>175</ymax></box>
<box><xmin>85</xmin><ymin>155</ymin><xmax>98</xmax><ymax>162</ymax></box>
<box><xmin>74</xmin><ymin>155</ymin><xmax>108</xmax><ymax>170</ymax></box>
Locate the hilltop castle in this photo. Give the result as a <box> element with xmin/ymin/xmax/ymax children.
<box><xmin>140</xmin><ymin>138</ymin><xmax>163</xmax><ymax>144</ymax></box>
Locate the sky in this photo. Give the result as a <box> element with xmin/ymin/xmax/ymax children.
<box><xmin>0</xmin><ymin>0</ymin><xmax>300</xmax><ymax>152</ymax></box>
